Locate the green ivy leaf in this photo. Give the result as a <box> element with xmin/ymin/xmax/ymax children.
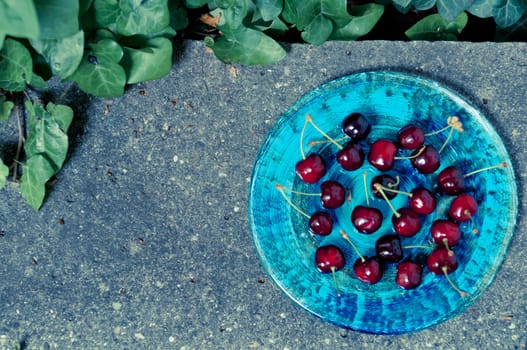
<box><xmin>255</xmin><ymin>0</ymin><xmax>283</xmax><ymax>21</ymax></box>
<box><xmin>0</xmin><ymin>95</ymin><xmax>14</xmax><ymax>121</ymax></box>
<box><xmin>468</xmin><ymin>0</ymin><xmax>497</xmax><ymax>18</ymax></box>
<box><xmin>405</xmin><ymin>12</ymin><xmax>468</xmax><ymax>40</ymax></box>
<box><xmin>494</xmin><ymin>0</ymin><xmax>526</xmax><ymax>27</ymax></box>
<box><xmin>436</xmin><ymin>0</ymin><xmax>472</xmax><ymax>20</ymax></box>
<box><xmin>30</xmin><ymin>30</ymin><xmax>84</xmax><ymax>79</ymax></box>
<box><xmin>412</xmin><ymin>0</ymin><xmax>436</xmax><ymax>11</ymax></box>
<box><xmin>0</xmin><ymin>159</ymin><xmax>8</xmax><ymax>190</ymax></box>
<box><xmin>0</xmin><ymin>39</ymin><xmax>33</xmax><ymax>91</ymax></box>
<box><xmin>0</xmin><ymin>0</ymin><xmax>39</xmax><ymax>41</ymax></box>
<box><xmin>184</xmin><ymin>0</ymin><xmax>209</xmax><ymax>8</ymax></box>
<box><xmin>93</xmin><ymin>0</ymin><xmax>120</xmax><ymax>31</ymax></box>
<box><xmin>29</xmin><ymin>73</ymin><xmax>48</xmax><ymax>89</ymax></box>
<box><xmin>301</xmin><ymin>15</ymin><xmax>334</xmax><ymax>44</ymax></box>
<box><xmin>116</xmin><ymin>0</ymin><xmax>170</xmax><ymax>36</ymax></box>
<box><xmin>20</xmin><ymin>154</ymin><xmax>56</xmax><ymax>210</ymax></box>
<box><xmin>169</xmin><ymin>0</ymin><xmax>189</xmax><ymax>31</ymax></box>
<box><xmin>121</xmin><ymin>37</ymin><xmax>173</xmax><ymax>84</ymax></box>
<box><xmin>34</xmin><ymin>0</ymin><xmax>80</xmax><ymax>39</ymax></box>
<box><xmin>206</xmin><ymin>27</ymin><xmax>286</xmax><ymax>65</ymax></box>
<box><xmin>213</xmin><ymin>0</ymin><xmax>249</xmax><ymax>34</ymax></box>
<box><xmin>65</xmin><ymin>39</ymin><xmax>126</xmax><ymax>97</ymax></box>
<box><xmin>330</xmin><ymin>3</ymin><xmax>384</xmax><ymax>40</ymax></box>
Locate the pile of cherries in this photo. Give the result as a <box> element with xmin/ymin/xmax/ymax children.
<box><xmin>277</xmin><ymin>113</ymin><xmax>506</xmax><ymax>297</ymax></box>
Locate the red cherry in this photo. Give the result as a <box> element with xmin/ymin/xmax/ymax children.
<box><xmin>368</xmin><ymin>139</ymin><xmax>397</xmax><ymax>171</ymax></box>
<box><xmin>410</xmin><ymin>145</ymin><xmax>440</xmax><ymax>174</ymax></box>
<box><xmin>392</xmin><ymin>207</ymin><xmax>421</xmax><ymax>237</ymax></box>
<box><xmin>431</xmin><ymin>219</ymin><xmax>461</xmax><ymax>247</ymax></box>
<box><xmin>351</xmin><ymin>205</ymin><xmax>383</xmax><ymax>234</ymax></box>
<box><xmin>337</xmin><ymin>142</ymin><xmax>365</xmax><ymax>171</ymax></box>
<box><xmin>437</xmin><ymin>166</ymin><xmax>465</xmax><ymax>195</ymax></box>
<box><xmin>320</xmin><ymin>181</ymin><xmax>346</xmax><ymax>209</ymax></box>
<box><xmin>371</xmin><ymin>174</ymin><xmax>399</xmax><ymax>200</ymax></box>
<box><xmin>427</xmin><ymin>247</ymin><xmax>458</xmax><ymax>274</ymax></box>
<box><xmin>396</xmin><ymin>261</ymin><xmax>423</xmax><ymax>289</ymax></box>
<box><xmin>375</xmin><ymin>234</ymin><xmax>403</xmax><ymax>263</ymax></box>
<box><xmin>353</xmin><ymin>257</ymin><xmax>382</xmax><ymax>284</ymax></box>
<box><xmin>295</xmin><ymin>153</ymin><xmax>326</xmax><ymax>184</ymax></box>
<box><xmin>309</xmin><ymin>212</ymin><xmax>333</xmax><ymax>236</ymax></box>
<box><xmin>342</xmin><ymin>113</ymin><xmax>371</xmax><ymax>141</ymax></box>
<box><xmin>408</xmin><ymin>187</ymin><xmax>437</xmax><ymax>214</ymax></box>
<box><xmin>397</xmin><ymin>124</ymin><xmax>425</xmax><ymax>150</ymax></box>
<box><xmin>449</xmin><ymin>193</ymin><xmax>478</xmax><ymax>222</ymax></box>
<box><xmin>315</xmin><ymin>245</ymin><xmax>345</xmax><ymax>273</ymax></box>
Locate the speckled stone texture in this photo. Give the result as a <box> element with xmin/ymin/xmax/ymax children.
<box><xmin>0</xmin><ymin>40</ymin><xmax>525</xmax><ymax>349</ymax></box>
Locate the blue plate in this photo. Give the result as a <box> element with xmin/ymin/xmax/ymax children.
<box><xmin>248</xmin><ymin>71</ymin><xmax>518</xmax><ymax>334</ymax></box>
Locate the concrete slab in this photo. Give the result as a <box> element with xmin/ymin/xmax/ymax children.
<box><xmin>0</xmin><ymin>40</ymin><xmax>526</xmax><ymax>349</ymax></box>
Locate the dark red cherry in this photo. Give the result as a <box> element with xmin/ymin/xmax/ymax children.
<box><xmin>371</xmin><ymin>174</ymin><xmax>399</xmax><ymax>200</ymax></box>
<box><xmin>375</xmin><ymin>234</ymin><xmax>403</xmax><ymax>263</ymax></box>
<box><xmin>315</xmin><ymin>245</ymin><xmax>345</xmax><ymax>273</ymax></box>
<box><xmin>449</xmin><ymin>193</ymin><xmax>478</xmax><ymax>222</ymax></box>
<box><xmin>410</xmin><ymin>145</ymin><xmax>440</xmax><ymax>174</ymax></box>
<box><xmin>427</xmin><ymin>247</ymin><xmax>458</xmax><ymax>275</ymax></box>
<box><xmin>351</xmin><ymin>205</ymin><xmax>383</xmax><ymax>234</ymax></box>
<box><xmin>342</xmin><ymin>113</ymin><xmax>371</xmax><ymax>141</ymax></box>
<box><xmin>397</xmin><ymin>124</ymin><xmax>425</xmax><ymax>150</ymax></box>
<box><xmin>337</xmin><ymin>142</ymin><xmax>365</xmax><ymax>171</ymax></box>
<box><xmin>431</xmin><ymin>219</ymin><xmax>461</xmax><ymax>247</ymax></box>
<box><xmin>320</xmin><ymin>181</ymin><xmax>346</xmax><ymax>209</ymax></box>
<box><xmin>368</xmin><ymin>139</ymin><xmax>397</xmax><ymax>171</ymax></box>
<box><xmin>353</xmin><ymin>257</ymin><xmax>382</xmax><ymax>284</ymax></box>
<box><xmin>396</xmin><ymin>261</ymin><xmax>423</xmax><ymax>289</ymax></box>
<box><xmin>408</xmin><ymin>188</ymin><xmax>436</xmax><ymax>214</ymax></box>
<box><xmin>392</xmin><ymin>208</ymin><xmax>421</xmax><ymax>237</ymax></box>
<box><xmin>309</xmin><ymin>212</ymin><xmax>333</xmax><ymax>236</ymax></box>
<box><xmin>437</xmin><ymin>166</ymin><xmax>465</xmax><ymax>195</ymax></box>
<box><xmin>295</xmin><ymin>153</ymin><xmax>326</xmax><ymax>183</ymax></box>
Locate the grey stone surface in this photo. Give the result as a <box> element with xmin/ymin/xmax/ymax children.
<box><xmin>0</xmin><ymin>40</ymin><xmax>526</xmax><ymax>349</ymax></box>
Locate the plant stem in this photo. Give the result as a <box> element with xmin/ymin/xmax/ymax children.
<box><xmin>275</xmin><ymin>184</ymin><xmax>311</xmax><ymax>219</ymax></box>
<box><xmin>12</xmin><ymin>107</ymin><xmax>24</xmax><ymax>182</ymax></box>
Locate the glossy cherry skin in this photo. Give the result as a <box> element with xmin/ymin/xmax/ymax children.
<box><xmin>410</xmin><ymin>145</ymin><xmax>440</xmax><ymax>174</ymax></box>
<box><xmin>427</xmin><ymin>247</ymin><xmax>458</xmax><ymax>274</ymax></box>
<box><xmin>368</xmin><ymin>139</ymin><xmax>398</xmax><ymax>171</ymax></box>
<box><xmin>296</xmin><ymin>153</ymin><xmax>326</xmax><ymax>184</ymax></box>
<box><xmin>315</xmin><ymin>245</ymin><xmax>345</xmax><ymax>273</ymax></box>
<box><xmin>397</xmin><ymin>124</ymin><xmax>425</xmax><ymax>150</ymax></box>
<box><xmin>337</xmin><ymin>142</ymin><xmax>365</xmax><ymax>171</ymax></box>
<box><xmin>353</xmin><ymin>257</ymin><xmax>382</xmax><ymax>284</ymax></box>
<box><xmin>392</xmin><ymin>208</ymin><xmax>421</xmax><ymax>237</ymax></box>
<box><xmin>437</xmin><ymin>166</ymin><xmax>465</xmax><ymax>195</ymax></box>
<box><xmin>449</xmin><ymin>193</ymin><xmax>478</xmax><ymax>222</ymax></box>
<box><xmin>396</xmin><ymin>261</ymin><xmax>423</xmax><ymax>289</ymax></box>
<box><xmin>309</xmin><ymin>212</ymin><xmax>333</xmax><ymax>236</ymax></box>
<box><xmin>375</xmin><ymin>234</ymin><xmax>403</xmax><ymax>263</ymax></box>
<box><xmin>371</xmin><ymin>174</ymin><xmax>399</xmax><ymax>200</ymax></box>
<box><xmin>431</xmin><ymin>219</ymin><xmax>461</xmax><ymax>247</ymax></box>
<box><xmin>320</xmin><ymin>181</ymin><xmax>346</xmax><ymax>209</ymax></box>
<box><xmin>409</xmin><ymin>188</ymin><xmax>437</xmax><ymax>214</ymax></box>
<box><xmin>352</xmin><ymin>205</ymin><xmax>383</xmax><ymax>234</ymax></box>
<box><xmin>342</xmin><ymin>113</ymin><xmax>371</xmax><ymax>141</ymax></box>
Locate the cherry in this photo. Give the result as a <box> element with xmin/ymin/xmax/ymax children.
<box><xmin>392</xmin><ymin>207</ymin><xmax>422</xmax><ymax>237</ymax></box>
<box><xmin>353</xmin><ymin>257</ymin><xmax>383</xmax><ymax>284</ymax></box>
<box><xmin>410</xmin><ymin>145</ymin><xmax>440</xmax><ymax>174</ymax></box>
<box><xmin>342</xmin><ymin>113</ymin><xmax>371</xmax><ymax>141</ymax></box>
<box><xmin>337</xmin><ymin>142</ymin><xmax>365</xmax><ymax>171</ymax></box>
<box><xmin>449</xmin><ymin>193</ymin><xmax>478</xmax><ymax>223</ymax></box>
<box><xmin>397</xmin><ymin>124</ymin><xmax>425</xmax><ymax>150</ymax></box>
<box><xmin>295</xmin><ymin>153</ymin><xmax>326</xmax><ymax>184</ymax></box>
<box><xmin>352</xmin><ymin>205</ymin><xmax>383</xmax><ymax>234</ymax></box>
<box><xmin>315</xmin><ymin>245</ymin><xmax>345</xmax><ymax>296</ymax></box>
<box><xmin>431</xmin><ymin>219</ymin><xmax>461</xmax><ymax>248</ymax></box>
<box><xmin>427</xmin><ymin>247</ymin><xmax>467</xmax><ymax>297</ymax></box>
<box><xmin>309</xmin><ymin>212</ymin><xmax>333</xmax><ymax>236</ymax></box>
<box><xmin>367</xmin><ymin>139</ymin><xmax>397</xmax><ymax>171</ymax></box>
<box><xmin>396</xmin><ymin>261</ymin><xmax>423</xmax><ymax>289</ymax></box>
<box><xmin>320</xmin><ymin>181</ymin><xmax>346</xmax><ymax>209</ymax></box>
<box><xmin>371</xmin><ymin>174</ymin><xmax>399</xmax><ymax>200</ymax></box>
<box><xmin>408</xmin><ymin>188</ymin><xmax>437</xmax><ymax>214</ymax></box>
<box><xmin>375</xmin><ymin>234</ymin><xmax>403</xmax><ymax>263</ymax></box>
<box><xmin>438</xmin><ymin>162</ymin><xmax>508</xmax><ymax>195</ymax></box>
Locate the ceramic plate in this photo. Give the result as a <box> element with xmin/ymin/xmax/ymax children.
<box><xmin>248</xmin><ymin>71</ymin><xmax>518</xmax><ymax>334</ymax></box>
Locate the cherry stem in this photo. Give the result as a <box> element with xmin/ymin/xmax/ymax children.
<box><xmin>362</xmin><ymin>172</ymin><xmax>370</xmax><ymax>207</ymax></box>
<box><xmin>463</xmin><ymin>162</ymin><xmax>507</xmax><ymax>178</ymax></box>
<box><xmin>331</xmin><ymin>266</ymin><xmax>341</xmax><ymax>297</ymax></box>
<box><xmin>402</xmin><ymin>245</ymin><xmax>434</xmax><ymax>250</ymax></box>
<box><xmin>306</xmin><ymin>114</ymin><xmax>343</xmax><ymax>150</ymax></box>
<box><xmin>394</xmin><ymin>145</ymin><xmax>426</xmax><ymax>160</ymax></box>
<box><xmin>299</xmin><ymin>116</ymin><xmax>309</xmax><ymax>160</ymax></box>
<box><xmin>378</xmin><ymin>185</ymin><xmax>413</xmax><ymax>198</ymax></box>
<box><xmin>442</xmin><ymin>266</ymin><xmax>468</xmax><ymax>298</ymax></box>
<box><xmin>340</xmin><ymin>230</ymin><xmax>365</xmax><ymax>262</ymax></box>
<box><xmin>388</xmin><ymin>176</ymin><xmax>400</xmax><ymax>188</ymax></box>
<box><xmin>438</xmin><ymin>126</ymin><xmax>454</xmax><ymax>153</ymax></box>
<box><xmin>443</xmin><ymin>238</ymin><xmax>454</xmax><ymax>257</ymax></box>
<box><xmin>373</xmin><ymin>183</ymin><xmax>400</xmax><ymax>218</ymax></box>
<box><xmin>309</xmin><ymin>136</ymin><xmax>348</xmax><ymax>147</ymax></box>
<box><xmin>275</xmin><ymin>184</ymin><xmax>310</xmax><ymax>219</ymax></box>
<box><xmin>464</xmin><ymin>210</ymin><xmax>479</xmax><ymax>234</ymax></box>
